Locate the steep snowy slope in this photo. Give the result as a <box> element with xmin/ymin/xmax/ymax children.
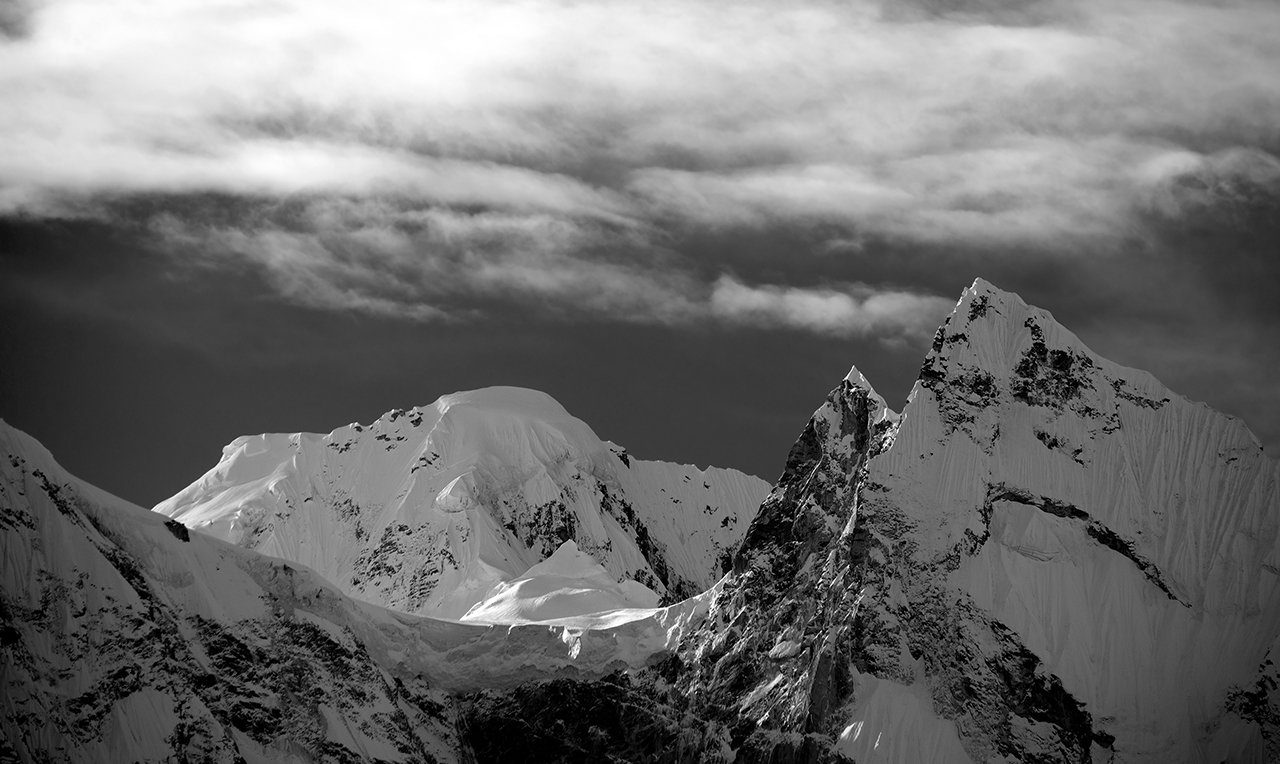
<box><xmin>155</xmin><ymin>387</ymin><xmax>768</xmax><ymax>619</ymax></box>
<box><xmin>668</xmin><ymin>279</ymin><xmax>1280</xmax><ymax>763</ymax></box>
<box><xmin>0</xmin><ymin>420</ymin><xmax>730</xmax><ymax>763</ymax></box>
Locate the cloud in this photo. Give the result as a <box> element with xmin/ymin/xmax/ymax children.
<box><xmin>1138</xmin><ymin>147</ymin><xmax>1280</xmax><ymax>222</ymax></box>
<box><xmin>710</xmin><ymin>277</ymin><xmax>955</xmax><ymax>338</ymax></box>
<box><xmin>148</xmin><ymin>200</ymin><xmax>950</xmax><ymax>339</ymax></box>
<box><xmin>0</xmin><ymin>138</ymin><xmax>635</xmax><ymax>223</ymax></box>
<box><xmin>629</xmin><ymin>136</ymin><xmax>1169</xmax><ymax>246</ymax></box>
<box><xmin>3</xmin><ymin>0</ymin><xmax>1280</xmax><ymax>333</ymax></box>
<box><xmin>151</xmin><ymin>203</ymin><xmax>696</xmax><ymax>321</ymax></box>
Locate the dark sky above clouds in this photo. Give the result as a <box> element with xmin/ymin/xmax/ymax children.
<box><xmin>1</xmin><ymin>0</ymin><xmax>1278</xmax><ymax>506</ymax></box>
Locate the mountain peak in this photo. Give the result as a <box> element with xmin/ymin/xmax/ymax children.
<box><xmin>434</xmin><ymin>386</ymin><xmax>574</xmax><ymax>419</ymax></box>
<box><xmin>842</xmin><ymin>364</ymin><xmax>897</xmax><ymax>428</ymax></box>
<box><xmin>687</xmin><ymin>277</ymin><xmax>1280</xmax><ymax>762</ymax></box>
<box><xmin>842</xmin><ymin>363</ymin><xmax>877</xmax><ymax>393</ymax></box>
<box><xmin>156</xmin><ymin>385</ymin><xmax>770</xmax><ymax>619</ymax></box>
<box><xmin>919</xmin><ymin>278</ymin><xmax>1145</xmax><ymax>414</ymax></box>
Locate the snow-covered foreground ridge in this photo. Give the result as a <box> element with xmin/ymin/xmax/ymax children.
<box><xmin>155</xmin><ymin>386</ymin><xmax>769</xmax><ymax>620</ymax></box>
<box><xmin>0</xmin><ymin>421</ymin><xmax>724</xmax><ymax>763</ymax></box>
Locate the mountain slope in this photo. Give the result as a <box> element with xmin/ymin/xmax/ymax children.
<box><xmin>671</xmin><ymin>278</ymin><xmax>1280</xmax><ymax>762</ymax></box>
<box><xmin>155</xmin><ymin>387</ymin><xmax>768</xmax><ymax>619</ymax></box>
<box><xmin>0</xmin><ymin>420</ymin><xmax>728</xmax><ymax>763</ymax></box>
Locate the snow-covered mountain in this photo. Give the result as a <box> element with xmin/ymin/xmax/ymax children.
<box><xmin>0</xmin><ymin>420</ymin><xmax>728</xmax><ymax>763</ymax></box>
<box><xmin>674</xmin><ymin>278</ymin><xmax>1280</xmax><ymax>762</ymax></box>
<box><xmin>155</xmin><ymin>387</ymin><xmax>769</xmax><ymax>619</ymax></box>
<box><xmin>6</xmin><ymin>279</ymin><xmax>1280</xmax><ymax>763</ymax></box>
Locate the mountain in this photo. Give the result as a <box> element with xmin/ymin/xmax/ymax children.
<box><xmin>155</xmin><ymin>387</ymin><xmax>769</xmax><ymax>619</ymax></box>
<box><xmin>669</xmin><ymin>278</ymin><xmax>1280</xmax><ymax>762</ymax></box>
<box><xmin>5</xmin><ymin>279</ymin><xmax>1279</xmax><ymax>763</ymax></box>
<box><xmin>0</xmin><ymin>419</ymin><xmax>729</xmax><ymax>763</ymax></box>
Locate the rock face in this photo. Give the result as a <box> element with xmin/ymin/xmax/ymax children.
<box><xmin>156</xmin><ymin>387</ymin><xmax>769</xmax><ymax>619</ymax></box>
<box><xmin>674</xmin><ymin>278</ymin><xmax>1280</xmax><ymax>762</ymax></box>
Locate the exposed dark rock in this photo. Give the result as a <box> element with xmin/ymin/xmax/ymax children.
<box><xmin>163</xmin><ymin>519</ymin><xmax>190</xmax><ymax>541</ymax></box>
<box><xmin>460</xmin><ymin>674</ymin><xmax>724</xmax><ymax>764</ymax></box>
<box><xmin>1011</xmin><ymin>318</ymin><xmax>1095</xmax><ymax>409</ymax></box>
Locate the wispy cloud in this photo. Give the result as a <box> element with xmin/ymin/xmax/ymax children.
<box><xmin>4</xmin><ymin>0</ymin><xmax>1279</xmax><ymax>334</ymax></box>
<box><xmin>151</xmin><ymin>201</ymin><xmax>947</xmax><ymax>337</ymax></box>
<box><xmin>710</xmin><ymin>277</ymin><xmax>954</xmax><ymax>338</ymax></box>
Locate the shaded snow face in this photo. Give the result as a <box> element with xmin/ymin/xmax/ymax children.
<box><xmin>669</xmin><ymin>278</ymin><xmax>1280</xmax><ymax>763</ymax></box>
<box><xmin>155</xmin><ymin>386</ymin><xmax>770</xmax><ymax>619</ymax></box>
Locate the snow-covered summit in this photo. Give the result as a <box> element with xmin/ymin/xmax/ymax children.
<box><xmin>156</xmin><ymin>386</ymin><xmax>769</xmax><ymax>620</ymax></box>
<box><xmin>884</xmin><ymin>279</ymin><xmax>1279</xmax><ymax>759</ymax></box>
<box><xmin>679</xmin><ymin>278</ymin><xmax>1280</xmax><ymax>762</ymax></box>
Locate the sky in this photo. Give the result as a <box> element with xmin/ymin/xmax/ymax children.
<box><xmin>1</xmin><ymin>0</ymin><xmax>1278</xmax><ymax>507</ymax></box>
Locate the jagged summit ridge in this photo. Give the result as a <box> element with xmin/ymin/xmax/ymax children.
<box><xmin>156</xmin><ymin>386</ymin><xmax>770</xmax><ymax>620</ymax></box>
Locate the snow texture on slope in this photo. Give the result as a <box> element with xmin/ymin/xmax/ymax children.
<box><xmin>155</xmin><ymin>386</ymin><xmax>768</xmax><ymax>620</ymax></box>
<box><xmin>460</xmin><ymin>539</ymin><xmax>662</xmax><ymax>625</ymax></box>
